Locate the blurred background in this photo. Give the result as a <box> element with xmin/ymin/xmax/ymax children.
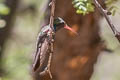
<box><xmin>0</xmin><ymin>0</ymin><xmax>120</xmax><ymax>80</ymax></box>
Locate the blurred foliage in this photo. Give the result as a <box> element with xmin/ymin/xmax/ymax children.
<box><xmin>105</xmin><ymin>0</ymin><xmax>119</xmax><ymax>16</ymax></box>
<box><xmin>0</xmin><ymin>3</ymin><xmax>10</xmax><ymax>15</ymax></box>
<box><xmin>0</xmin><ymin>0</ymin><xmax>10</xmax><ymax>28</ymax></box>
<box><xmin>72</xmin><ymin>0</ymin><xmax>94</xmax><ymax>15</ymax></box>
<box><xmin>1</xmin><ymin>0</ymin><xmax>48</xmax><ymax>80</ymax></box>
<box><xmin>0</xmin><ymin>0</ymin><xmax>10</xmax><ymax>15</ymax></box>
<box><xmin>105</xmin><ymin>0</ymin><xmax>118</xmax><ymax>6</ymax></box>
<box><xmin>1</xmin><ymin>39</ymin><xmax>33</xmax><ymax>80</ymax></box>
<box><xmin>72</xmin><ymin>0</ymin><xmax>120</xmax><ymax>16</ymax></box>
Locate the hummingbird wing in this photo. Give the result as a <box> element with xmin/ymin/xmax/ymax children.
<box><xmin>32</xmin><ymin>32</ymin><xmax>49</xmax><ymax>72</ymax></box>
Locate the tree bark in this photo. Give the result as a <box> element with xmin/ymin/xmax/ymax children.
<box><xmin>37</xmin><ymin>0</ymin><xmax>104</xmax><ymax>80</ymax></box>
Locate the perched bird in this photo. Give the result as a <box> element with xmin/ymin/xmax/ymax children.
<box><xmin>32</xmin><ymin>17</ymin><xmax>77</xmax><ymax>73</ymax></box>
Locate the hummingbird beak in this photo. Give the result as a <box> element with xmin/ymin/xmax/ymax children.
<box><xmin>64</xmin><ymin>24</ymin><xmax>78</xmax><ymax>35</ymax></box>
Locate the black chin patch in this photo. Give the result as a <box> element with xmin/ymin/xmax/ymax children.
<box><xmin>55</xmin><ymin>23</ymin><xmax>64</xmax><ymax>31</ymax></box>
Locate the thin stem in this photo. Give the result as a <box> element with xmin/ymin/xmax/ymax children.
<box><xmin>49</xmin><ymin>0</ymin><xmax>56</xmax><ymax>31</ymax></box>
<box><xmin>37</xmin><ymin>0</ymin><xmax>56</xmax><ymax>78</ymax></box>
<box><xmin>46</xmin><ymin>0</ymin><xmax>56</xmax><ymax>78</ymax></box>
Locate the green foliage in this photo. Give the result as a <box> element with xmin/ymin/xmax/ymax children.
<box><xmin>0</xmin><ymin>4</ymin><xmax>10</xmax><ymax>15</ymax></box>
<box><xmin>72</xmin><ymin>0</ymin><xmax>119</xmax><ymax>16</ymax></box>
<box><xmin>72</xmin><ymin>0</ymin><xmax>94</xmax><ymax>15</ymax></box>
<box><xmin>0</xmin><ymin>0</ymin><xmax>46</xmax><ymax>80</ymax></box>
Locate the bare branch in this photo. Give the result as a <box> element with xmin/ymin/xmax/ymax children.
<box><xmin>39</xmin><ymin>0</ymin><xmax>56</xmax><ymax>78</ymax></box>
<box><xmin>93</xmin><ymin>0</ymin><xmax>120</xmax><ymax>42</ymax></box>
<box><xmin>32</xmin><ymin>0</ymin><xmax>56</xmax><ymax>79</ymax></box>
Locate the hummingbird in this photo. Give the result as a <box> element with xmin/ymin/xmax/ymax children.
<box><xmin>32</xmin><ymin>17</ymin><xmax>77</xmax><ymax>73</ymax></box>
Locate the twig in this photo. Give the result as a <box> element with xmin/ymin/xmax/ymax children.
<box><xmin>49</xmin><ymin>0</ymin><xmax>56</xmax><ymax>32</ymax></box>
<box><xmin>93</xmin><ymin>0</ymin><xmax>120</xmax><ymax>42</ymax></box>
<box><xmin>33</xmin><ymin>0</ymin><xmax>56</xmax><ymax>79</ymax></box>
<box><xmin>46</xmin><ymin>0</ymin><xmax>56</xmax><ymax>78</ymax></box>
<box><xmin>47</xmin><ymin>43</ymin><xmax>54</xmax><ymax>79</ymax></box>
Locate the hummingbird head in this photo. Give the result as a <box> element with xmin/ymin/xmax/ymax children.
<box><xmin>53</xmin><ymin>17</ymin><xmax>65</xmax><ymax>31</ymax></box>
<box><xmin>53</xmin><ymin>17</ymin><xmax>77</xmax><ymax>35</ymax></box>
